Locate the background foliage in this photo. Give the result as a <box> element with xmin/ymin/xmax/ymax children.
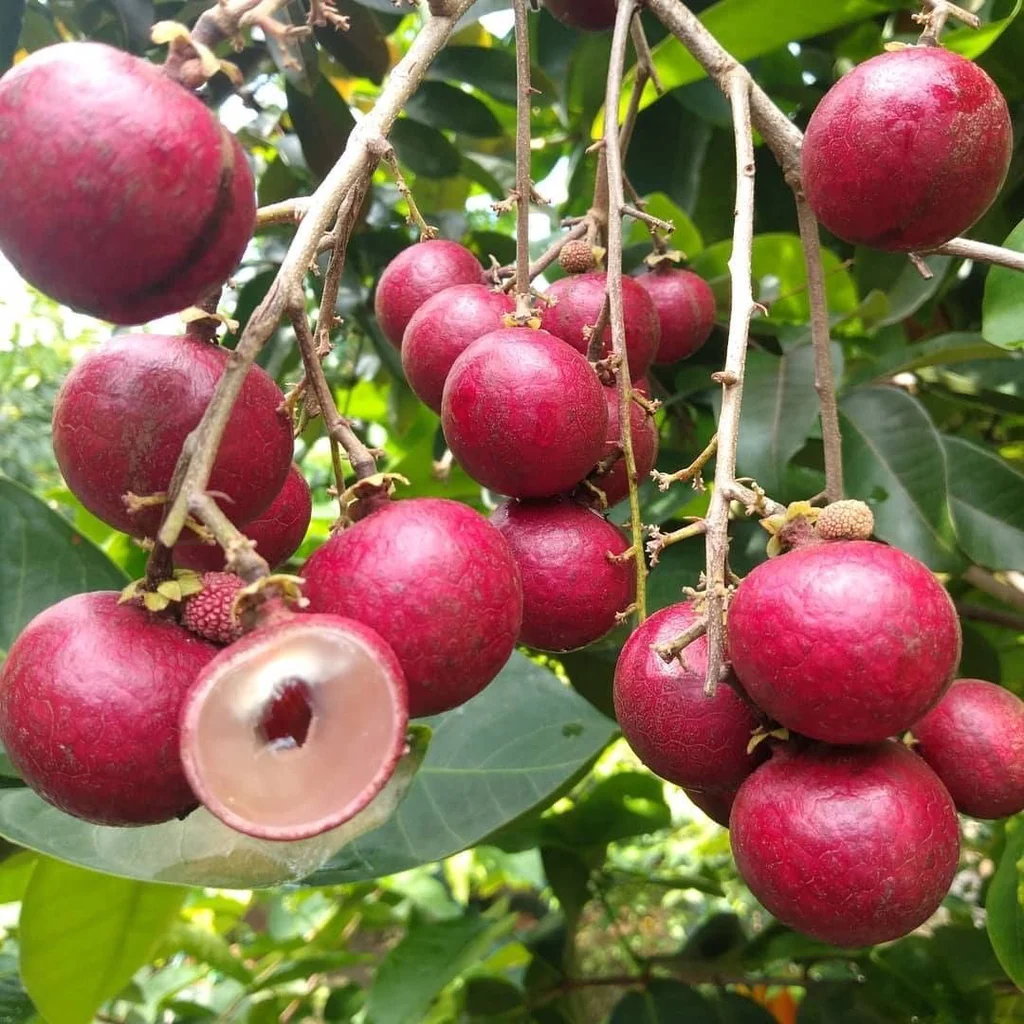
<box><xmin>1</xmin><ymin>0</ymin><xmax>1024</xmax><ymax>1020</ymax></box>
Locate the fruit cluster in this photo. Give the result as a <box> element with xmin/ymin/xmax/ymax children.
<box><xmin>616</xmin><ymin>502</ymin><xmax>1024</xmax><ymax>948</ymax></box>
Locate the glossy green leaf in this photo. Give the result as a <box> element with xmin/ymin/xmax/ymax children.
<box><xmin>20</xmin><ymin>858</ymin><xmax>186</xmax><ymax>1024</ymax></box>
<box><xmin>0</xmin><ymin>730</ymin><xmax>428</xmax><ymax>889</ymax></box>
<box><xmin>610</xmin><ymin>979</ymin><xmax>719</xmax><ymax>1023</ymax></box>
<box><xmin>0</xmin><ymin>951</ymin><xmax>34</xmax><ymax>1024</ymax></box>
<box><xmin>286</xmin><ymin>78</ymin><xmax>356</xmax><ymax>181</ymax></box>
<box><xmin>306</xmin><ymin>653</ymin><xmax>617</xmax><ymax>884</ymax></box>
<box><xmin>390</xmin><ymin>118</ymin><xmax>462</xmax><ymax>178</ymax></box>
<box><xmin>626</xmin><ymin>192</ymin><xmax>704</xmax><ymax>258</ymax></box>
<box><xmin>943</xmin><ymin>436</ymin><xmax>1024</xmax><ymax>572</ymax></box>
<box><xmin>840</xmin><ymin>387</ymin><xmax>964</xmax><ymax>571</ymax></box>
<box><xmin>0</xmin><ymin>477</ymin><xmax>128</xmax><ymax>654</ymax></box>
<box><xmin>406</xmin><ymin>81</ymin><xmax>503</xmax><ymax>138</ymax></box>
<box><xmin>732</xmin><ymin>343</ymin><xmax>843</xmax><ymax>499</ymax></box>
<box><xmin>983</xmin><ymin>218</ymin><xmax>1024</xmax><ymax>350</ymax></box>
<box><xmin>616</xmin><ymin>0</ymin><xmax>901</xmax><ymax>125</ymax></box>
<box><xmin>690</xmin><ymin>234</ymin><xmax>858</xmax><ymax>324</ymax></box>
<box><xmin>427</xmin><ymin>46</ymin><xmax>547</xmax><ymax>107</ymax></box>
<box><xmin>853</xmin><ymin>248</ymin><xmax>951</xmax><ymax>328</ymax></box>
<box><xmin>366</xmin><ymin>911</ymin><xmax>514</xmax><ymax>1024</ymax></box>
<box><xmin>313</xmin><ymin>1</ymin><xmax>390</xmax><ymax>84</ymax></box>
<box><xmin>845</xmin><ymin>333</ymin><xmax>1007</xmax><ymax>388</ymax></box>
<box><xmin>987</xmin><ymin>816</ymin><xmax>1024</xmax><ymax>990</ymax></box>
<box><xmin>944</xmin><ymin>0</ymin><xmax>1022</xmax><ymax>59</ymax></box>
<box><xmin>0</xmin><ymin>0</ymin><xmax>25</xmax><ymax>73</ymax></box>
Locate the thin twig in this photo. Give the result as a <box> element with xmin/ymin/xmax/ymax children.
<box><xmin>701</xmin><ymin>71</ymin><xmax>757</xmax><ymax>697</ymax></box>
<box><xmin>256</xmin><ymin>198</ymin><xmax>311</xmax><ymax>227</ymax></box>
<box><xmin>646</xmin><ymin>520</ymin><xmax>707</xmax><ymax>566</ymax></box>
<box><xmin>498</xmin><ymin>220</ymin><xmax>590</xmax><ymax>291</ymax></box>
<box><xmin>655</xmin><ymin>617</ymin><xmax>708</xmax><ymax>663</ymax></box>
<box><xmin>605</xmin><ymin>0</ymin><xmax>648</xmax><ymax>624</ymax></box>
<box><xmin>652</xmin><ymin>436</ymin><xmax>718</xmax><ymax>492</ymax></box>
<box><xmin>154</xmin><ymin>1</ymin><xmax>475</xmax><ymax>551</ymax></box>
<box><xmin>189</xmin><ymin>493</ymin><xmax>270</xmax><ymax>583</ymax></box>
<box><xmin>793</xmin><ymin>191</ymin><xmax>844</xmax><ymax>502</ymax></box>
<box><xmin>964</xmin><ymin>566</ymin><xmax>1024</xmax><ymax>613</ymax></box>
<box><xmin>914</xmin><ymin>0</ymin><xmax>980</xmax><ymax>45</ymax></box>
<box><xmin>928</xmin><ymin>236</ymin><xmax>1024</xmax><ymax>272</ymax></box>
<box><xmin>513</xmin><ymin>0</ymin><xmax>535</xmax><ymax>320</ymax></box>
<box><xmin>630</xmin><ymin>18</ymin><xmax>663</xmax><ymax>96</ymax></box>
<box><xmin>955</xmin><ymin>602</ymin><xmax>1024</xmax><ymax>632</ymax></box>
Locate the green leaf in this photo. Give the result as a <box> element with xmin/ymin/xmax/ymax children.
<box><xmin>844</xmin><ymin>333</ymin><xmax>1007</xmax><ymax>388</ymax></box>
<box><xmin>157</xmin><ymin>922</ymin><xmax>254</xmax><ymax>984</ymax></box>
<box><xmin>988</xmin><ymin>815</ymin><xmax>1024</xmax><ymax>989</ymax></box>
<box><xmin>20</xmin><ymin>858</ymin><xmax>185</xmax><ymax>1024</ymax></box>
<box><xmin>944</xmin><ymin>0</ymin><xmax>1022</xmax><ymax>59</ymax></box>
<box><xmin>406</xmin><ymin>81</ymin><xmax>503</xmax><ymax>138</ymax></box>
<box><xmin>0</xmin><ymin>0</ymin><xmax>24</xmax><ymax>74</ymax></box>
<box><xmin>616</xmin><ymin>0</ymin><xmax>901</xmax><ymax>124</ymax></box>
<box><xmin>390</xmin><ymin>118</ymin><xmax>462</xmax><ymax>178</ymax></box>
<box><xmin>626</xmin><ymin>192</ymin><xmax>704</xmax><ymax>258</ymax></box>
<box><xmin>426</xmin><ymin>46</ymin><xmax>520</xmax><ymax>106</ymax></box>
<box><xmin>840</xmin><ymin>387</ymin><xmax>964</xmax><ymax>571</ymax></box>
<box><xmin>0</xmin><ymin>952</ymin><xmax>35</xmax><ymax>1024</ymax></box>
<box><xmin>366</xmin><ymin>912</ymin><xmax>514</xmax><ymax>1024</ymax></box>
<box><xmin>0</xmin><ymin>476</ymin><xmax>128</xmax><ymax>654</ymax></box>
<box><xmin>306</xmin><ymin>653</ymin><xmax>617</xmax><ymax>883</ymax></box>
<box><xmin>286</xmin><ymin>78</ymin><xmax>356</xmax><ymax>181</ymax></box>
<box><xmin>690</xmin><ymin>234</ymin><xmax>858</xmax><ymax>324</ymax></box>
<box><xmin>983</xmin><ymin>218</ymin><xmax>1024</xmax><ymax>350</ymax></box>
<box><xmin>853</xmin><ymin>248</ymin><xmax>951</xmax><ymax>328</ymax></box>
<box><xmin>463</xmin><ymin>976</ymin><xmax>525</xmax><ymax>1018</ymax></box>
<box><xmin>732</xmin><ymin>343</ymin><xmax>844</xmax><ymax>499</ymax></box>
<box><xmin>943</xmin><ymin>436</ymin><xmax>1024</xmax><ymax>572</ymax></box>
<box><xmin>610</xmin><ymin>979</ymin><xmax>719</xmax><ymax>1023</ymax></box>
<box><xmin>314</xmin><ymin>2</ymin><xmax>390</xmax><ymax>84</ymax></box>
<box><xmin>0</xmin><ymin>729</ymin><xmax>428</xmax><ymax>889</ymax></box>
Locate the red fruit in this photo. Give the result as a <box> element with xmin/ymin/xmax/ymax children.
<box><xmin>441</xmin><ymin>328</ymin><xmax>608</xmax><ymax>499</ymax></box>
<box><xmin>545</xmin><ymin>0</ymin><xmax>617</xmax><ymax>31</ymax></box>
<box><xmin>52</xmin><ymin>335</ymin><xmax>293</xmax><ymax>539</ymax></box>
<box><xmin>635</xmin><ymin>267</ymin><xmax>716</xmax><ymax>364</ymax></box>
<box><xmin>614</xmin><ymin>603</ymin><xmax>767</xmax><ymax>793</ymax></box>
<box><xmin>175</xmin><ymin>464</ymin><xmax>312</xmax><ymax>573</ymax></box>
<box><xmin>540</xmin><ymin>272</ymin><xmax>661</xmax><ymax>380</ymax></box>
<box><xmin>374</xmin><ymin>240</ymin><xmax>483</xmax><ymax>348</ymax></box>
<box><xmin>0</xmin><ymin>592</ymin><xmax>217</xmax><ymax>826</ymax></box>
<box><xmin>802</xmin><ymin>48</ymin><xmax>1011</xmax><ymax>252</ymax></box>
<box><xmin>0</xmin><ymin>42</ymin><xmax>254</xmax><ymax>325</ymax></box>
<box><xmin>912</xmin><ymin>679</ymin><xmax>1024</xmax><ymax>819</ymax></box>
<box><xmin>181</xmin><ymin>573</ymin><xmax>245</xmax><ymax>645</ymax></box>
<box><xmin>728</xmin><ymin>540</ymin><xmax>960</xmax><ymax>745</ymax></box>
<box><xmin>586</xmin><ymin>385</ymin><xmax>659</xmax><ymax>507</ymax></box>
<box><xmin>731</xmin><ymin>743</ymin><xmax>960</xmax><ymax>947</ymax></box>
<box><xmin>302</xmin><ymin>499</ymin><xmax>523</xmax><ymax>717</ymax></box>
<box><xmin>491</xmin><ymin>498</ymin><xmax>634</xmax><ymax>652</ymax></box>
<box><xmin>180</xmin><ymin>613</ymin><xmax>408</xmax><ymax>840</ymax></box>
<box><xmin>685</xmin><ymin>788</ymin><xmax>736</xmax><ymax>828</ymax></box>
<box><xmin>402</xmin><ymin>284</ymin><xmax>514</xmax><ymax>413</ymax></box>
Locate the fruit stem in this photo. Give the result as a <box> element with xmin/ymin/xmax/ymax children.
<box><xmin>915</xmin><ymin>0</ymin><xmax>981</xmax><ymax>45</ymax></box>
<box><xmin>604</xmin><ymin>0</ymin><xmax>649</xmax><ymax>625</ymax></box>
<box><xmin>189</xmin><ymin>493</ymin><xmax>271</xmax><ymax>584</ymax></box>
<box><xmin>379</xmin><ymin>146</ymin><xmax>438</xmax><ymax>243</ymax></box>
<box><xmin>154</xmin><ymin>0</ymin><xmax>476</xmax><ymax>551</ymax></box>
<box><xmin>512</xmin><ymin>0</ymin><xmax>535</xmax><ymax>322</ymax></box>
<box><xmin>652</xmin><ymin>435</ymin><xmax>718</xmax><ymax>493</ymax></box>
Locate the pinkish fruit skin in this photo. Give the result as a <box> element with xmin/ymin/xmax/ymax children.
<box><xmin>174</xmin><ymin>464</ymin><xmax>312</xmax><ymax>573</ymax></box>
<box><xmin>181</xmin><ymin>572</ymin><xmax>245</xmax><ymax>645</ymax></box>
<box><xmin>441</xmin><ymin>328</ymin><xmax>608</xmax><ymax>499</ymax></box>
<box><xmin>545</xmin><ymin>0</ymin><xmax>617</xmax><ymax>30</ymax></box>
<box><xmin>52</xmin><ymin>335</ymin><xmax>293</xmax><ymax>539</ymax></box>
<box><xmin>802</xmin><ymin>48</ymin><xmax>1011</xmax><ymax>252</ymax></box>
<box><xmin>375</xmin><ymin>240</ymin><xmax>484</xmax><ymax>348</ymax></box>
<box><xmin>0</xmin><ymin>42</ymin><xmax>255</xmax><ymax>325</ymax></box>
<box><xmin>635</xmin><ymin>268</ymin><xmax>716</xmax><ymax>364</ymax></box>
<box><xmin>302</xmin><ymin>498</ymin><xmax>523</xmax><ymax>717</ymax></box>
<box><xmin>540</xmin><ymin>272</ymin><xmax>661</xmax><ymax>380</ymax></box>
<box><xmin>587</xmin><ymin>384</ymin><xmax>659</xmax><ymax>507</ymax></box>
<box><xmin>180</xmin><ymin>613</ymin><xmax>408</xmax><ymax>841</ymax></box>
<box><xmin>402</xmin><ymin>284</ymin><xmax>515</xmax><ymax>413</ymax></box>
<box><xmin>685</xmin><ymin>788</ymin><xmax>736</xmax><ymax>828</ymax></box>
<box><xmin>730</xmin><ymin>742</ymin><xmax>960</xmax><ymax>947</ymax></box>
<box><xmin>728</xmin><ymin>540</ymin><xmax>961</xmax><ymax>745</ymax></box>
<box><xmin>491</xmin><ymin>498</ymin><xmax>634</xmax><ymax>652</ymax></box>
<box><xmin>912</xmin><ymin>679</ymin><xmax>1024</xmax><ymax>820</ymax></box>
<box><xmin>0</xmin><ymin>592</ymin><xmax>218</xmax><ymax>826</ymax></box>
<box><xmin>614</xmin><ymin>603</ymin><xmax>767</xmax><ymax>792</ymax></box>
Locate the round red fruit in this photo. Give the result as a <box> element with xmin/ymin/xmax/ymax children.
<box><xmin>731</xmin><ymin>742</ymin><xmax>960</xmax><ymax>947</ymax></box>
<box><xmin>540</xmin><ymin>272</ymin><xmax>660</xmax><ymax>379</ymax></box>
<box><xmin>52</xmin><ymin>335</ymin><xmax>293</xmax><ymax>539</ymax></box>
<box><xmin>491</xmin><ymin>498</ymin><xmax>634</xmax><ymax>652</ymax></box>
<box><xmin>912</xmin><ymin>679</ymin><xmax>1024</xmax><ymax>820</ymax></box>
<box><xmin>585</xmin><ymin>385</ymin><xmax>659</xmax><ymax>507</ymax></box>
<box><xmin>635</xmin><ymin>267</ymin><xmax>716</xmax><ymax>364</ymax></box>
<box><xmin>375</xmin><ymin>240</ymin><xmax>483</xmax><ymax>348</ymax></box>
<box><xmin>545</xmin><ymin>0</ymin><xmax>617</xmax><ymax>31</ymax></box>
<box><xmin>180</xmin><ymin>613</ymin><xmax>408</xmax><ymax>841</ymax></box>
<box><xmin>728</xmin><ymin>540</ymin><xmax>960</xmax><ymax>745</ymax></box>
<box><xmin>685</xmin><ymin>788</ymin><xmax>736</xmax><ymax>829</ymax></box>
<box><xmin>402</xmin><ymin>284</ymin><xmax>514</xmax><ymax>413</ymax></box>
<box><xmin>802</xmin><ymin>48</ymin><xmax>1011</xmax><ymax>252</ymax></box>
<box><xmin>302</xmin><ymin>498</ymin><xmax>523</xmax><ymax>717</ymax></box>
<box><xmin>441</xmin><ymin>328</ymin><xmax>608</xmax><ymax>499</ymax></box>
<box><xmin>614</xmin><ymin>603</ymin><xmax>767</xmax><ymax>793</ymax></box>
<box><xmin>0</xmin><ymin>42</ymin><xmax>254</xmax><ymax>325</ymax></box>
<box><xmin>175</xmin><ymin>464</ymin><xmax>312</xmax><ymax>573</ymax></box>
<box><xmin>0</xmin><ymin>592</ymin><xmax>218</xmax><ymax>826</ymax></box>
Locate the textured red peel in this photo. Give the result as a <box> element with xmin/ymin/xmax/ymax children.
<box><xmin>635</xmin><ymin>267</ymin><xmax>716</xmax><ymax>364</ymax></box>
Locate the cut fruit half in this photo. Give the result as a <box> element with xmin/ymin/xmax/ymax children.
<box><xmin>180</xmin><ymin>614</ymin><xmax>409</xmax><ymax>841</ymax></box>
